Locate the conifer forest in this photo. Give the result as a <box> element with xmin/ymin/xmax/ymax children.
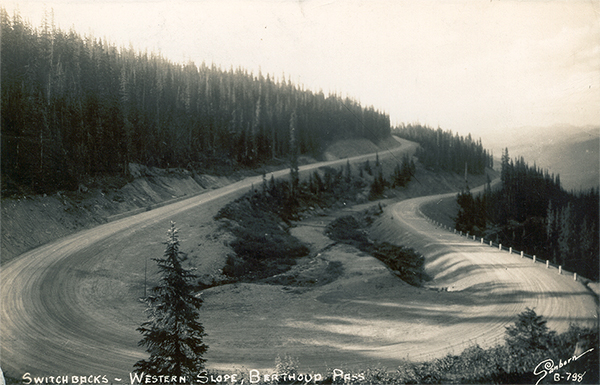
<box><xmin>455</xmin><ymin>149</ymin><xmax>599</xmax><ymax>280</ymax></box>
<box><xmin>1</xmin><ymin>9</ymin><xmax>391</xmax><ymax>195</ymax></box>
<box><xmin>393</xmin><ymin>123</ymin><xmax>494</xmax><ymax>175</ymax></box>
<box><xmin>2</xmin><ymin>7</ymin><xmax>597</xmax><ymax>282</ymax></box>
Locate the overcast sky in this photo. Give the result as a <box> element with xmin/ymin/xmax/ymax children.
<box><xmin>4</xmin><ymin>0</ymin><xmax>600</xmax><ymax>144</ymax></box>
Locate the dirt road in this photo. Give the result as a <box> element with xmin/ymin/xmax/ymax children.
<box><xmin>370</xmin><ymin>191</ymin><xmax>598</xmax><ymax>357</ymax></box>
<box><xmin>0</xmin><ymin>141</ymin><xmax>416</xmax><ymax>378</ymax></box>
<box><xmin>2</xmin><ymin>141</ymin><xmax>596</xmax><ymax>378</ymax></box>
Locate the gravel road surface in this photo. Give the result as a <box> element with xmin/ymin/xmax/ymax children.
<box><xmin>1</xmin><ymin>142</ymin><xmax>415</xmax><ymax>378</ymax></box>
<box><xmin>2</xmin><ymin>140</ymin><xmax>596</xmax><ymax>378</ymax></box>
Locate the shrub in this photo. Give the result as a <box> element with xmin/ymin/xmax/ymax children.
<box><xmin>503</xmin><ymin>307</ymin><xmax>557</xmax><ymax>375</ymax></box>
<box><xmin>369</xmin><ymin>242</ymin><xmax>426</xmax><ymax>286</ymax></box>
<box><xmin>325</xmin><ymin>215</ymin><xmax>370</xmax><ymax>249</ymax></box>
<box><xmin>275</xmin><ymin>354</ymin><xmax>300</xmax><ymax>377</ymax></box>
<box><xmin>215</xmin><ymin>190</ymin><xmax>310</xmax><ymax>281</ymax></box>
<box><xmin>222</xmin><ymin>254</ymin><xmax>250</xmax><ymax>278</ymax></box>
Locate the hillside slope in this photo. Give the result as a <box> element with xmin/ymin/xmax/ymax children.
<box><xmin>1</xmin><ymin>137</ymin><xmax>401</xmax><ymax>265</ymax></box>
<box><xmin>1</xmin><ymin>136</ymin><xmax>414</xmax><ymax>377</ymax></box>
<box><xmin>1</xmin><ymin>166</ymin><xmax>233</xmax><ymax>264</ymax></box>
<box><xmin>531</xmin><ymin>135</ymin><xmax>599</xmax><ymax>191</ymax></box>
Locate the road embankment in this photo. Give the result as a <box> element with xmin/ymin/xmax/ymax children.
<box><xmin>0</xmin><ymin>138</ymin><xmax>414</xmax><ymax>377</ymax></box>
<box><xmin>369</xmin><ymin>191</ymin><xmax>598</xmax><ymax>348</ymax></box>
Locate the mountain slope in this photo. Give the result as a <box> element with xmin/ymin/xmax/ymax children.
<box><xmin>484</xmin><ymin>125</ymin><xmax>599</xmax><ymax>191</ymax></box>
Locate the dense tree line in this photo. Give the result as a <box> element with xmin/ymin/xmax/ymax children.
<box><xmin>1</xmin><ymin>9</ymin><xmax>391</xmax><ymax>195</ymax></box>
<box><xmin>544</xmin><ymin>188</ymin><xmax>599</xmax><ymax>278</ymax></box>
<box><xmin>456</xmin><ymin>148</ymin><xmax>599</xmax><ymax>280</ymax></box>
<box><xmin>393</xmin><ymin>123</ymin><xmax>493</xmax><ymax>175</ymax></box>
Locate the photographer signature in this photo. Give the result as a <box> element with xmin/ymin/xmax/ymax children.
<box><xmin>533</xmin><ymin>347</ymin><xmax>594</xmax><ymax>385</ymax></box>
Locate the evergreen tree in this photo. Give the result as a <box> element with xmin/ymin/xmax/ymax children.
<box><xmin>455</xmin><ymin>188</ymin><xmax>477</xmax><ymax>233</ymax></box>
<box><xmin>401</xmin><ymin>154</ymin><xmax>413</xmax><ymax>183</ymax></box>
<box><xmin>391</xmin><ymin>155</ymin><xmax>413</xmax><ymax>188</ymax></box>
<box><xmin>504</xmin><ymin>308</ymin><xmax>556</xmax><ymax>374</ymax></box>
<box><xmin>369</xmin><ymin>169</ymin><xmax>387</xmax><ymax>199</ymax></box>
<box><xmin>545</xmin><ymin>201</ymin><xmax>559</xmax><ymax>263</ymax></box>
<box><xmin>364</xmin><ymin>159</ymin><xmax>372</xmax><ymax>176</ymax></box>
<box><xmin>392</xmin><ymin>162</ymin><xmax>404</xmax><ymax>187</ymax></box>
<box><xmin>579</xmin><ymin>216</ymin><xmax>597</xmax><ymax>272</ymax></box>
<box><xmin>557</xmin><ymin>203</ymin><xmax>573</xmax><ymax>266</ymax></box>
<box><xmin>288</xmin><ymin>109</ymin><xmax>300</xmax><ymax>198</ymax></box>
<box><xmin>134</xmin><ymin>222</ymin><xmax>208</xmax><ymax>376</ymax></box>
<box><xmin>345</xmin><ymin>159</ymin><xmax>352</xmax><ymax>183</ymax></box>
<box><xmin>312</xmin><ymin>170</ymin><xmax>324</xmax><ymax>194</ymax></box>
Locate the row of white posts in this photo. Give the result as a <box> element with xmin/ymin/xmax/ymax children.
<box><xmin>428</xmin><ymin>218</ymin><xmax>577</xmax><ymax>281</ymax></box>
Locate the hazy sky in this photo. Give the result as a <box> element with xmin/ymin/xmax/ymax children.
<box><xmin>4</xmin><ymin>0</ymin><xmax>600</xmax><ymax>143</ymax></box>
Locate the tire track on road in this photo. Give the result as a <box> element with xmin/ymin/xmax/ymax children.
<box><xmin>372</xmin><ymin>190</ymin><xmax>598</xmax><ymax>361</ymax></box>
<box><xmin>1</xmin><ymin>142</ymin><xmax>416</xmax><ymax>377</ymax></box>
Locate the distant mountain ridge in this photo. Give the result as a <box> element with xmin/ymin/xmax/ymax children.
<box><xmin>484</xmin><ymin>125</ymin><xmax>599</xmax><ymax>191</ymax></box>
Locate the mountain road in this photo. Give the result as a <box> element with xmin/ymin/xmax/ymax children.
<box><xmin>1</xmin><ymin>139</ymin><xmax>597</xmax><ymax>378</ymax></box>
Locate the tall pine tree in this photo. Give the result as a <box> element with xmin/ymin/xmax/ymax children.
<box><xmin>135</xmin><ymin>222</ymin><xmax>208</xmax><ymax>376</ymax></box>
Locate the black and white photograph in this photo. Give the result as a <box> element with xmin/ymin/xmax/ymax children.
<box><xmin>1</xmin><ymin>1</ymin><xmax>599</xmax><ymax>384</ymax></box>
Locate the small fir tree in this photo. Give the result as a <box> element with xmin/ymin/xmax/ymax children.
<box><xmin>364</xmin><ymin>159</ymin><xmax>372</xmax><ymax>175</ymax></box>
<box><xmin>369</xmin><ymin>169</ymin><xmax>387</xmax><ymax>199</ymax></box>
<box><xmin>289</xmin><ymin>110</ymin><xmax>300</xmax><ymax>199</ymax></box>
<box><xmin>557</xmin><ymin>202</ymin><xmax>574</xmax><ymax>266</ymax></box>
<box><xmin>455</xmin><ymin>188</ymin><xmax>477</xmax><ymax>233</ymax></box>
<box><xmin>134</xmin><ymin>222</ymin><xmax>208</xmax><ymax>376</ymax></box>
<box><xmin>504</xmin><ymin>308</ymin><xmax>555</xmax><ymax>374</ymax></box>
<box><xmin>392</xmin><ymin>162</ymin><xmax>404</xmax><ymax>187</ymax></box>
<box><xmin>345</xmin><ymin>159</ymin><xmax>352</xmax><ymax>183</ymax></box>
